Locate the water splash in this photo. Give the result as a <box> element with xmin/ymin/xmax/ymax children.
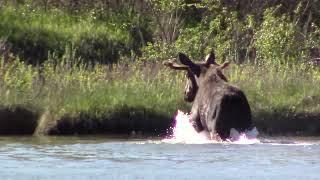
<box><xmin>163</xmin><ymin>110</ymin><xmax>260</xmax><ymax>144</ymax></box>
<box><xmin>163</xmin><ymin>110</ymin><xmax>211</xmax><ymax>144</ymax></box>
<box><xmin>227</xmin><ymin>128</ymin><xmax>260</xmax><ymax>144</ymax></box>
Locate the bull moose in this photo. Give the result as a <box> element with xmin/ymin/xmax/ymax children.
<box><xmin>163</xmin><ymin>51</ymin><xmax>253</xmax><ymax>140</ymax></box>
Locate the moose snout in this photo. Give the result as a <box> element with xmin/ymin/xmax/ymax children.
<box><xmin>184</xmin><ymin>79</ymin><xmax>197</xmax><ymax>102</ymax></box>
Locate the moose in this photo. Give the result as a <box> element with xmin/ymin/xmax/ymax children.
<box><xmin>164</xmin><ymin>51</ymin><xmax>253</xmax><ymax>140</ymax></box>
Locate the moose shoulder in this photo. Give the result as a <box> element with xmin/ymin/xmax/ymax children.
<box><xmin>163</xmin><ymin>52</ymin><xmax>252</xmax><ymax>140</ymax></box>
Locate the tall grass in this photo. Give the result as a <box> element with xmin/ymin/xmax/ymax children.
<box><xmin>227</xmin><ymin>62</ymin><xmax>320</xmax><ymax>113</ymax></box>
<box><xmin>0</xmin><ymin>55</ymin><xmax>188</xmax><ymax>135</ymax></box>
<box><xmin>227</xmin><ymin>62</ymin><xmax>320</xmax><ymax>135</ymax></box>
<box><xmin>1</xmin><ymin>54</ymin><xmax>319</xmax><ymax>135</ymax></box>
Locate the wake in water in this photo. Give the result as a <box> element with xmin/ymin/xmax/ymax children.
<box><xmin>163</xmin><ymin>110</ymin><xmax>260</xmax><ymax>144</ymax></box>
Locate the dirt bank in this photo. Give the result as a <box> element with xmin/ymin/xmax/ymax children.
<box><xmin>0</xmin><ymin>106</ymin><xmax>39</xmax><ymax>134</ymax></box>
<box><xmin>0</xmin><ymin>106</ymin><xmax>319</xmax><ymax>136</ymax></box>
<box><xmin>254</xmin><ymin>111</ymin><xmax>320</xmax><ymax>136</ymax></box>
<box><xmin>34</xmin><ymin>107</ymin><xmax>173</xmax><ymax>136</ymax></box>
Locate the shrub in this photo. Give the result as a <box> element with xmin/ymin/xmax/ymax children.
<box><xmin>254</xmin><ymin>8</ymin><xmax>306</xmax><ymax>64</ymax></box>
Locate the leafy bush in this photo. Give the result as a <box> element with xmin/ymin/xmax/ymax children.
<box><xmin>254</xmin><ymin>8</ymin><xmax>306</xmax><ymax>64</ymax></box>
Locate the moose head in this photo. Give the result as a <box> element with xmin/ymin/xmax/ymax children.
<box><xmin>163</xmin><ymin>51</ymin><xmax>230</xmax><ymax>102</ymax></box>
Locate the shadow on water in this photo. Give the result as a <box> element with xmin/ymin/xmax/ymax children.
<box><xmin>0</xmin><ymin>134</ymin><xmax>319</xmax><ymax>147</ymax></box>
<box><xmin>0</xmin><ymin>135</ymin><xmax>141</xmax><ymax>146</ymax></box>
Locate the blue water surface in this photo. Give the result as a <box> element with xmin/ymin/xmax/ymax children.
<box><xmin>0</xmin><ymin>136</ymin><xmax>319</xmax><ymax>180</ymax></box>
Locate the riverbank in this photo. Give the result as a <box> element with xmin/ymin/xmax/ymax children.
<box><xmin>0</xmin><ymin>57</ymin><xmax>319</xmax><ymax>136</ymax></box>
<box><xmin>0</xmin><ymin>58</ymin><xmax>186</xmax><ymax>136</ymax></box>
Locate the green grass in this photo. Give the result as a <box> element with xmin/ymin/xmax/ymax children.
<box><xmin>0</xmin><ymin>5</ymin><xmax>132</xmax><ymax>63</ymax></box>
<box><xmin>227</xmin><ymin>62</ymin><xmax>320</xmax><ymax>135</ymax></box>
<box><xmin>0</xmin><ymin>56</ymin><xmax>188</xmax><ymax>135</ymax></box>
<box><xmin>0</xmin><ymin>55</ymin><xmax>320</xmax><ymax>135</ymax></box>
<box><xmin>227</xmin><ymin>62</ymin><xmax>320</xmax><ymax>113</ymax></box>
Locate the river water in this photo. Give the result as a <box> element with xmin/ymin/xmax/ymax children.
<box><xmin>0</xmin><ymin>135</ymin><xmax>319</xmax><ymax>180</ymax></box>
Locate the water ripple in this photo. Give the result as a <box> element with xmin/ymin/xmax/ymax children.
<box><xmin>0</xmin><ymin>136</ymin><xmax>319</xmax><ymax>180</ymax></box>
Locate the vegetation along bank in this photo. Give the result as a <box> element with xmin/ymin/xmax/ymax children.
<box><xmin>0</xmin><ymin>0</ymin><xmax>320</xmax><ymax>136</ymax></box>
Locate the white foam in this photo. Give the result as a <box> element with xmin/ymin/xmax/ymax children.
<box><xmin>226</xmin><ymin>128</ymin><xmax>260</xmax><ymax>144</ymax></box>
<box><xmin>162</xmin><ymin>110</ymin><xmax>212</xmax><ymax>144</ymax></box>
<box><xmin>162</xmin><ymin>110</ymin><xmax>260</xmax><ymax>144</ymax></box>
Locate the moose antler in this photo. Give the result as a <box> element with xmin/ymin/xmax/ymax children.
<box><xmin>163</xmin><ymin>58</ymin><xmax>189</xmax><ymax>70</ymax></box>
<box><xmin>220</xmin><ymin>61</ymin><xmax>230</xmax><ymax>69</ymax></box>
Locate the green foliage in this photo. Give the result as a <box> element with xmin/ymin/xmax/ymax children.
<box><xmin>140</xmin><ymin>42</ymin><xmax>178</xmax><ymax>61</ymax></box>
<box><xmin>254</xmin><ymin>8</ymin><xmax>305</xmax><ymax>63</ymax></box>
<box><xmin>174</xmin><ymin>24</ymin><xmax>209</xmax><ymax>59</ymax></box>
<box><xmin>2</xmin><ymin>1</ymin><xmax>320</xmax><ymax>65</ymax></box>
<box><xmin>148</xmin><ymin>0</ymin><xmax>185</xmax><ymax>12</ymax></box>
<box><xmin>140</xmin><ymin>1</ymin><xmax>320</xmax><ymax>65</ymax></box>
<box><xmin>141</xmin><ymin>9</ymin><xmax>253</xmax><ymax>63</ymax></box>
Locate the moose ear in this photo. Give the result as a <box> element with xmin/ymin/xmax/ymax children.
<box><xmin>205</xmin><ymin>51</ymin><xmax>216</xmax><ymax>65</ymax></box>
<box><xmin>179</xmin><ymin>53</ymin><xmax>195</xmax><ymax>67</ymax></box>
